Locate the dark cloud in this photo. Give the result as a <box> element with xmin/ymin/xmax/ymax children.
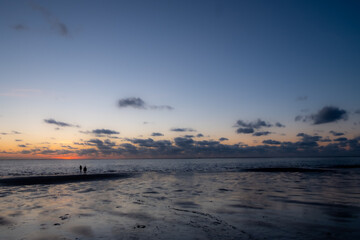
<box><xmin>263</xmin><ymin>140</ymin><xmax>281</xmax><ymax>145</ymax></box>
<box><xmin>219</xmin><ymin>137</ymin><xmax>228</xmax><ymax>141</ymax></box>
<box><xmin>275</xmin><ymin>122</ymin><xmax>285</xmax><ymax>128</ymax></box>
<box><xmin>118</xmin><ymin>97</ymin><xmax>173</xmax><ymax>110</ymax></box>
<box><xmin>118</xmin><ymin>97</ymin><xmax>146</xmax><ymax>109</ymax></box>
<box><xmin>355</xmin><ymin>109</ymin><xmax>360</xmax><ymax>114</ymax></box>
<box><xmin>329</xmin><ymin>131</ymin><xmax>344</xmax><ymax>136</ymax></box>
<box><xmin>252</xmin><ymin>131</ymin><xmax>271</xmax><ymax>136</ymax></box>
<box><xmin>44</xmin><ymin>118</ymin><xmax>78</xmax><ymax>128</ymax></box>
<box><xmin>236</xmin><ymin>128</ymin><xmax>254</xmax><ymax>134</ymax></box>
<box><xmin>15</xmin><ymin>139</ymin><xmax>23</xmax><ymax>142</ymax></box>
<box><xmin>334</xmin><ymin>137</ymin><xmax>348</xmax><ymax>142</ymax></box>
<box><xmin>30</xmin><ymin>3</ymin><xmax>69</xmax><ymax>36</ymax></box>
<box><xmin>12</xmin><ymin>24</ymin><xmax>28</xmax><ymax>30</ymax></box>
<box><xmin>184</xmin><ymin>135</ymin><xmax>194</xmax><ymax>138</ymax></box>
<box><xmin>170</xmin><ymin>128</ymin><xmax>196</xmax><ymax>132</ymax></box>
<box><xmin>92</xmin><ymin>129</ymin><xmax>119</xmax><ymax>135</ymax></box>
<box><xmin>312</xmin><ymin>106</ymin><xmax>347</xmax><ymax>124</ymax></box>
<box><xmin>235</xmin><ymin>119</ymin><xmax>282</xmax><ymax>135</ymax></box>
<box><xmin>18</xmin><ymin>145</ymin><xmax>27</xmax><ymax>148</ymax></box>
<box><xmin>297</xmin><ymin>106</ymin><xmax>348</xmax><ymax>124</ymax></box>
<box><xmin>296</xmin><ymin>133</ymin><xmax>322</xmax><ymax>142</ymax></box>
<box><xmin>151</xmin><ymin>132</ymin><xmax>164</xmax><ymax>137</ymax></box>
<box><xmin>235</xmin><ymin>119</ymin><xmax>272</xmax><ymax>129</ymax></box>
<box><xmin>196</xmin><ymin>134</ymin><xmax>204</xmax><ymax>138</ymax></box>
<box><xmin>12</xmin><ymin>131</ymin><xmax>21</xmax><ymax>134</ymax></box>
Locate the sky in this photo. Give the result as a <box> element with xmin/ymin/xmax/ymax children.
<box><xmin>0</xmin><ymin>0</ymin><xmax>360</xmax><ymax>159</ymax></box>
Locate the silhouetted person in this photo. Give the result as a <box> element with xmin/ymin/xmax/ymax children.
<box><xmin>83</xmin><ymin>166</ymin><xmax>87</xmax><ymax>174</ymax></box>
<box><xmin>79</xmin><ymin>165</ymin><xmax>82</xmax><ymax>173</ymax></box>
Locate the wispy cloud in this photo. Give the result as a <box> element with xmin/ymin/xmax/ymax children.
<box><xmin>44</xmin><ymin>118</ymin><xmax>79</xmax><ymax>128</ymax></box>
<box><xmin>170</xmin><ymin>128</ymin><xmax>196</xmax><ymax>132</ymax></box>
<box><xmin>118</xmin><ymin>97</ymin><xmax>173</xmax><ymax>110</ymax></box>
<box><xmin>12</xmin><ymin>24</ymin><xmax>28</xmax><ymax>31</ymax></box>
<box><xmin>30</xmin><ymin>2</ymin><xmax>69</xmax><ymax>36</ymax></box>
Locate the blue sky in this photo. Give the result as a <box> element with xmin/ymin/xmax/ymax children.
<box><xmin>1</xmin><ymin>0</ymin><xmax>360</xmax><ymax>159</ymax></box>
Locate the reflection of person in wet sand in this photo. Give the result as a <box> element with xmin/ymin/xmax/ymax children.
<box><xmin>79</xmin><ymin>165</ymin><xmax>82</xmax><ymax>173</ymax></box>
<box><xmin>83</xmin><ymin>166</ymin><xmax>87</xmax><ymax>174</ymax></box>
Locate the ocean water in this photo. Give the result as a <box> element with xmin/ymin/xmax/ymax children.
<box><xmin>1</xmin><ymin>157</ymin><xmax>360</xmax><ymax>240</ymax></box>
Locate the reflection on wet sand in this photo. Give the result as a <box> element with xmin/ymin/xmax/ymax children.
<box><xmin>0</xmin><ymin>171</ymin><xmax>360</xmax><ymax>239</ymax></box>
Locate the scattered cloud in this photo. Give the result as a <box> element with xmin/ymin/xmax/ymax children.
<box><xmin>252</xmin><ymin>131</ymin><xmax>271</xmax><ymax>136</ymax></box>
<box><xmin>312</xmin><ymin>106</ymin><xmax>347</xmax><ymax>124</ymax></box>
<box><xmin>334</xmin><ymin>137</ymin><xmax>348</xmax><ymax>142</ymax></box>
<box><xmin>296</xmin><ymin>106</ymin><xmax>348</xmax><ymax>125</ymax></box>
<box><xmin>219</xmin><ymin>137</ymin><xmax>228</xmax><ymax>141</ymax></box>
<box><xmin>151</xmin><ymin>132</ymin><xmax>164</xmax><ymax>137</ymax></box>
<box><xmin>236</xmin><ymin>128</ymin><xmax>254</xmax><ymax>134</ymax></box>
<box><xmin>18</xmin><ymin>145</ymin><xmax>27</xmax><ymax>148</ymax></box>
<box><xmin>170</xmin><ymin>128</ymin><xmax>196</xmax><ymax>132</ymax></box>
<box><xmin>296</xmin><ymin>96</ymin><xmax>308</xmax><ymax>101</ymax></box>
<box><xmin>235</xmin><ymin>119</ymin><xmax>283</xmax><ymax>135</ymax></box>
<box><xmin>118</xmin><ymin>97</ymin><xmax>146</xmax><ymax>109</ymax></box>
<box><xmin>12</xmin><ymin>24</ymin><xmax>28</xmax><ymax>31</ymax></box>
<box><xmin>118</xmin><ymin>97</ymin><xmax>173</xmax><ymax>110</ymax></box>
<box><xmin>235</xmin><ymin>119</ymin><xmax>272</xmax><ymax>129</ymax></box>
<box><xmin>196</xmin><ymin>133</ymin><xmax>204</xmax><ymax>138</ymax></box>
<box><xmin>30</xmin><ymin>2</ymin><xmax>69</xmax><ymax>36</ymax></box>
<box><xmin>329</xmin><ymin>131</ymin><xmax>344</xmax><ymax>136</ymax></box>
<box><xmin>92</xmin><ymin>129</ymin><xmax>119</xmax><ymax>135</ymax></box>
<box><xmin>44</xmin><ymin>118</ymin><xmax>79</xmax><ymax>128</ymax></box>
<box><xmin>263</xmin><ymin>140</ymin><xmax>281</xmax><ymax>145</ymax></box>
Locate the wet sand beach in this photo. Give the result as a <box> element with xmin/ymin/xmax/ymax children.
<box><xmin>1</xmin><ymin>163</ymin><xmax>360</xmax><ymax>240</ymax></box>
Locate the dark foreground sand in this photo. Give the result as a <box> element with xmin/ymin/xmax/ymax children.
<box><xmin>1</xmin><ymin>171</ymin><xmax>360</xmax><ymax>239</ymax></box>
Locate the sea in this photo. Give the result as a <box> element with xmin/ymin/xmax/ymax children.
<box><xmin>0</xmin><ymin>157</ymin><xmax>360</xmax><ymax>240</ymax></box>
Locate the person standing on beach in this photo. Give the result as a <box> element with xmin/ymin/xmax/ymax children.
<box><xmin>83</xmin><ymin>166</ymin><xmax>87</xmax><ymax>174</ymax></box>
<box><xmin>79</xmin><ymin>165</ymin><xmax>82</xmax><ymax>173</ymax></box>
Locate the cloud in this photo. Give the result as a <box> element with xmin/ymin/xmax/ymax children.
<box><xmin>252</xmin><ymin>131</ymin><xmax>271</xmax><ymax>136</ymax></box>
<box><xmin>263</xmin><ymin>140</ymin><xmax>281</xmax><ymax>145</ymax></box>
<box><xmin>235</xmin><ymin>119</ymin><xmax>272</xmax><ymax>129</ymax></box>
<box><xmin>118</xmin><ymin>97</ymin><xmax>146</xmax><ymax>109</ymax></box>
<box><xmin>151</xmin><ymin>132</ymin><xmax>164</xmax><ymax>137</ymax></box>
<box><xmin>334</xmin><ymin>137</ymin><xmax>348</xmax><ymax>142</ymax></box>
<box><xmin>296</xmin><ymin>106</ymin><xmax>348</xmax><ymax>125</ymax></box>
<box><xmin>329</xmin><ymin>131</ymin><xmax>344</xmax><ymax>136</ymax></box>
<box><xmin>312</xmin><ymin>106</ymin><xmax>347</xmax><ymax>124</ymax></box>
<box><xmin>92</xmin><ymin>129</ymin><xmax>119</xmax><ymax>135</ymax></box>
<box><xmin>44</xmin><ymin>118</ymin><xmax>79</xmax><ymax>128</ymax></box>
<box><xmin>236</xmin><ymin>128</ymin><xmax>254</xmax><ymax>134</ymax></box>
<box><xmin>219</xmin><ymin>137</ymin><xmax>228</xmax><ymax>141</ymax></box>
<box><xmin>18</xmin><ymin>145</ymin><xmax>27</xmax><ymax>148</ymax></box>
<box><xmin>12</xmin><ymin>24</ymin><xmax>28</xmax><ymax>31</ymax></box>
<box><xmin>196</xmin><ymin>133</ymin><xmax>204</xmax><ymax>138</ymax></box>
<box><xmin>118</xmin><ymin>97</ymin><xmax>173</xmax><ymax>110</ymax></box>
<box><xmin>235</xmin><ymin>119</ymin><xmax>282</xmax><ymax>135</ymax></box>
<box><xmin>275</xmin><ymin>122</ymin><xmax>285</xmax><ymax>128</ymax></box>
<box><xmin>12</xmin><ymin>131</ymin><xmax>21</xmax><ymax>134</ymax></box>
<box><xmin>355</xmin><ymin>109</ymin><xmax>360</xmax><ymax>114</ymax></box>
<box><xmin>170</xmin><ymin>128</ymin><xmax>196</xmax><ymax>132</ymax></box>
<box><xmin>30</xmin><ymin>2</ymin><xmax>69</xmax><ymax>36</ymax></box>
<box><xmin>296</xmin><ymin>96</ymin><xmax>308</xmax><ymax>101</ymax></box>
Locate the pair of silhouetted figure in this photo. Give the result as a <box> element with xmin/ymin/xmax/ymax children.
<box><xmin>79</xmin><ymin>165</ymin><xmax>87</xmax><ymax>174</ymax></box>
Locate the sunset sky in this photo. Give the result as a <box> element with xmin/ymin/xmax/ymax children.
<box><xmin>1</xmin><ymin>0</ymin><xmax>360</xmax><ymax>159</ymax></box>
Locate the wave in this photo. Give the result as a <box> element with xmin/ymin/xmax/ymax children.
<box><xmin>0</xmin><ymin>173</ymin><xmax>134</xmax><ymax>186</ymax></box>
